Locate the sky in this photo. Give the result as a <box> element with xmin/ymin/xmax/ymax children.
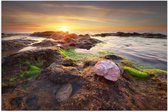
<box><xmin>2</xmin><ymin>1</ymin><xmax>167</xmax><ymax>34</ymax></box>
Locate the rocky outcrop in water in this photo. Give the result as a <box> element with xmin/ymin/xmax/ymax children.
<box><xmin>31</xmin><ymin>31</ymin><xmax>101</xmax><ymax>50</ymax></box>
<box><xmin>67</xmin><ymin>35</ymin><xmax>101</xmax><ymax>50</ymax></box>
<box><xmin>93</xmin><ymin>32</ymin><xmax>167</xmax><ymax>39</ymax></box>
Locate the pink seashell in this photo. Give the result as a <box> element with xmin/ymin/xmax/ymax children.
<box><xmin>93</xmin><ymin>60</ymin><xmax>121</xmax><ymax>81</ymax></box>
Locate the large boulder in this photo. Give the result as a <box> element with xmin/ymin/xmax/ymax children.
<box><xmin>2</xmin><ymin>39</ymin><xmax>35</xmax><ymax>52</ymax></box>
<box><xmin>68</xmin><ymin>36</ymin><xmax>101</xmax><ymax>50</ymax></box>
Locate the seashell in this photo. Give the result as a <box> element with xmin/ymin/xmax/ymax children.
<box><xmin>93</xmin><ymin>60</ymin><xmax>121</xmax><ymax>81</ymax></box>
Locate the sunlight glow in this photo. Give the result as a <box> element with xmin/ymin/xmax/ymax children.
<box><xmin>59</xmin><ymin>26</ymin><xmax>70</xmax><ymax>32</ymax></box>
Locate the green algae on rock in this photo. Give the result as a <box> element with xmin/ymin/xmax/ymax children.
<box><xmin>58</xmin><ymin>47</ymin><xmax>100</xmax><ymax>61</ymax></box>
<box><xmin>20</xmin><ymin>65</ymin><xmax>41</xmax><ymax>78</ymax></box>
<box><xmin>123</xmin><ymin>66</ymin><xmax>149</xmax><ymax>78</ymax></box>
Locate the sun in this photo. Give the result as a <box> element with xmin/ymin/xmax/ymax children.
<box><xmin>59</xmin><ymin>26</ymin><xmax>70</xmax><ymax>32</ymax></box>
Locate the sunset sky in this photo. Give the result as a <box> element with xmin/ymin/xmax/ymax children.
<box><xmin>2</xmin><ymin>1</ymin><xmax>167</xmax><ymax>34</ymax></box>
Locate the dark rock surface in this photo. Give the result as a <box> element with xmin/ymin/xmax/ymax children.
<box><xmin>2</xmin><ymin>39</ymin><xmax>36</xmax><ymax>52</ymax></box>
<box><xmin>70</xmin><ymin>37</ymin><xmax>101</xmax><ymax>50</ymax></box>
<box><xmin>2</xmin><ymin>49</ymin><xmax>62</xmax><ymax>88</ymax></box>
<box><xmin>104</xmin><ymin>54</ymin><xmax>123</xmax><ymax>60</ymax></box>
<box><xmin>62</xmin><ymin>59</ymin><xmax>76</xmax><ymax>66</ymax></box>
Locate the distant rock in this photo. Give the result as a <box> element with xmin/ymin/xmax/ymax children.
<box><xmin>30</xmin><ymin>31</ymin><xmax>101</xmax><ymax>50</ymax></box>
<box><xmin>93</xmin><ymin>33</ymin><xmax>114</xmax><ymax>37</ymax></box>
<box><xmin>93</xmin><ymin>32</ymin><xmax>167</xmax><ymax>39</ymax></box>
<box><xmin>30</xmin><ymin>31</ymin><xmax>78</xmax><ymax>41</ymax></box>
<box><xmin>30</xmin><ymin>31</ymin><xmax>56</xmax><ymax>37</ymax></box>
<box><xmin>2</xmin><ymin>33</ymin><xmax>29</xmax><ymax>38</ymax></box>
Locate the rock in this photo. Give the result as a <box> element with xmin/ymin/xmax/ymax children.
<box><xmin>93</xmin><ymin>32</ymin><xmax>167</xmax><ymax>39</ymax></box>
<box><xmin>47</xmin><ymin>63</ymin><xmax>62</xmax><ymax>72</ymax></box>
<box><xmin>2</xmin><ymin>85</ymin><xmax>16</xmax><ymax>94</ymax></box>
<box><xmin>92</xmin><ymin>33</ymin><xmax>114</xmax><ymax>37</ymax></box>
<box><xmin>62</xmin><ymin>59</ymin><xmax>75</xmax><ymax>66</ymax></box>
<box><xmin>74</xmin><ymin>38</ymin><xmax>101</xmax><ymax>50</ymax></box>
<box><xmin>2</xmin><ymin>49</ymin><xmax>62</xmax><ymax>85</ymax></box>
<box><xmin>30</xmin><ymin>31</ymin><xmax>56</xmax><ymax>37</ymax></box>
<box><xmin>10</xmin><ymin>97</ymin><xmax>23</xmax><ymax>108</ymax></box>
<box><xmin>30</xmin><ymin>31</ymin><xmax>101</xmax><ymax>50</ymax></box>
<box><xmin>24</xmin><ymin>95</ymin><xmax>39</xmax><ymax>110</ymax></box>
<box><xmin>83</xmin><ymin>60</ymin><xmax>97</xmax><ymax>68</ymax></box>
<box><xmin>64</xmin><ymin>33</ymin><xmax>78</xmax><ymax>42</ymax></box>
<box><xmin>32</xmin><ymin>40</ymin><xmax>59</xmax><ymax>47</ymax></box>
<box><xmin>104</xmin><ymin>55</ymin><xmax>123</xmax><ymax>60</ymax></box>
<box><xmin>67</xmin><ymin>35</ymin><xmax>101</xmax><ymax>50</ymax></box>
<box><xmin>48</xmin><ymin>73</ymin><xmax>78</xmax><ymax>84</ymax></box>
<box><xmin>40</xmin><ymin>64</ymin><xmax>81</xmax><ymax>84</ymax></box>
<box><xmin>55</xmin><ymin>83</ymin><xmax>73</xmax><ymax>102</ymax></box>
<box><xmin>30</xmin><ymin>31</ymin><xmax>78</xmax><ymax>41</ymax></box>
<box><xmin>2</xmin><ymin>39</ymin><xmax>35</xmax><ymax>52</ymax></box>
<box><xmin>2</xmin><ymin>33</ymin><xmax>29</xmax><ymax>38</ymax></box>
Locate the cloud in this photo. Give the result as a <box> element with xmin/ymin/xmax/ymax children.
<box><xmin>2</xmin><ymin>1</ymin><xmax>167</xmax><ymax>33</ymax></box>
